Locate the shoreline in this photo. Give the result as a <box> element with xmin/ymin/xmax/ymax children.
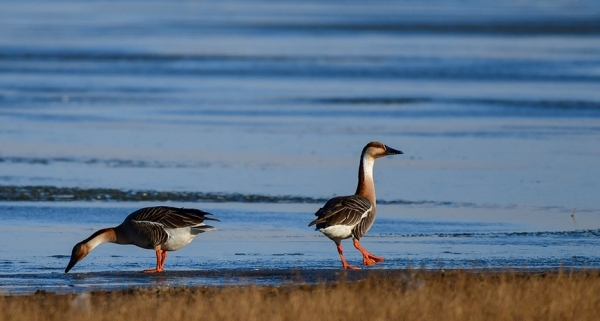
<box><xmin>2</xmin><ymin>269</ymin><xmax>600</xmax><ymax>321</ymax></box>
<box><xmin>2</xmin><ymin>267</ymin><xmax>598</xmax><ymax>295</ymax></box>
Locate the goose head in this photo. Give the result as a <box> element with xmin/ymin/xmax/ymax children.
<box><xmin>65</xmin><ymin>242</ymin><xmax>91</xmax><ymax>273</ymax></box>
<box><xmin>362</xmin><ymin>141</ymin><xmax>403</xmax><ymax>159</ymax></box>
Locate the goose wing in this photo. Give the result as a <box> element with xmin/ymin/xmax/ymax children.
<box><xmin>130</xmin><ymin>206</ymin><xmax>219</xmax><ymax>228</ymax></box>
<box><xmin>308</xmin><ymin>195</ymin><xmax>372</xmax><ymax>228</ymax></box>
<box><xmin>130</xmin><ymin>220</ymin><xmax>169</xmax><ymax>246</ymax></box>
<box><xmin>127</xmin><ymin>206</ymin><xmax>219</xmax><ymax>247</ymax></box>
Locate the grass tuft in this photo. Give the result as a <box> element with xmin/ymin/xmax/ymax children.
<box><xmin>2</xmin><ymin>270</ymin><xmax>600</xmax><ymax>321</ymax></box>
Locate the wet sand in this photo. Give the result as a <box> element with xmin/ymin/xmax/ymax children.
<box><xmin>1</xmin><ymin>269</ymin><xmax>409</xmax><ymax>294</ymax></box>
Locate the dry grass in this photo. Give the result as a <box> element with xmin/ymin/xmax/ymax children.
<box><xmin>2</xmin><ymin>270</ymin><xmax>600</xmax><ymax>321</ymax></box>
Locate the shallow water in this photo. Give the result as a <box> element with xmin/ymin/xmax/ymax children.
<box><xmin>1</xmin><ymin>202</ymin><xmax>599</xmax><ymax>294</ymax></box>
<box><xmin>1</xmin><ymin>0</ymin><xmax>600</xmax><ymax>293</ymax></box>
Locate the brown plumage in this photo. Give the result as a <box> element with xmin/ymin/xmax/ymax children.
<box><xmin>309</xmin><ymin>142</ymin><xmax>403</xmax><ymax>269</ymax></box>
<box><xmin>65</xmin><ymin>206</ymin><xmax>219</xmax><ymax>273</ymax></box>
<box><xmin>310</xmin><ymin>195</ymin><xmax>373</xmax><ymax>239</ymax></box>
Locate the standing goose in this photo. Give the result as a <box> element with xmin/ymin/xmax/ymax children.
<box><xmin>308</xmin><ymin>142</ymin><xmax>402</xmax><ymax>269</ymax></box>
<box><xmin>65</xmin><ymin>206</ymin><xmax>219</xmax><ymax>273</ymax></box>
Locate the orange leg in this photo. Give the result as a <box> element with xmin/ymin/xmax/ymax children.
<box><xmin>336</xmin><ymin>243</ymin><xmax>361</xmax><ymax>270</ymax></box>
<box><xmin>159</xmin><ymin>251</ymin><xmax>167</xmax><ymax>270</ymax></box>
<box><xmin>143</xmin><ymin>249</ymin><xmax>166</xmax><ymax>273</ymax></box>
<box><xmin>353</xmin><ymin>239</ymin><xmax>384</xmax><ymax>266</ymax></box>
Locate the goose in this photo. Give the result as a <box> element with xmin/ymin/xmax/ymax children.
<box><xmin>65</xmin><ymin>206</ymin><xmax>219</xmax><ymax>273</ymax></box>
<box><xmin>308</xmin><ymin>142</ymin><xmax>402</xmax><ymax>269</ymax></box>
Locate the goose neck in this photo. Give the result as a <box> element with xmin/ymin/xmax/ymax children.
<box><xmin>84</xmin><ymin>228</ymin><xmax>118</xmax><ymax>251</ymax></box>
<box><xmin>355</xmin><ymin>154</ymin><xmax>376</xmax><ymax>205</ymax></box>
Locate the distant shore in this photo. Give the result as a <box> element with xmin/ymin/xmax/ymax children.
<box><xmin>2</xmin><ymin>269</ymin><xmax>600</xmax><ymax>321</ymax></box>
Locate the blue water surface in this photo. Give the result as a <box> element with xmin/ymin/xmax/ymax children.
<box><xmin>1</xmin><ymin>0</ymin><xmax>600</xmax><ymax>293</ymax></box>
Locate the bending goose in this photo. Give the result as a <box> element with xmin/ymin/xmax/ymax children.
<box><xmin>65</xmin><ymin>206</ymin><xmax>219</xmax><ymax>273</ymax></box>
<box><xmin>308</xmin><ymin>142</ymin><xmax>402</xmax><ymax>269</ymax></box>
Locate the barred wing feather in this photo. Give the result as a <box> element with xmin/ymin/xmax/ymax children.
<box><xmin>129</xmin><ymin>206</ymin><xmax>218</xmax><ymax>229</ymax></box>
<box><xmin>125</xmin><ymin>206</ymin><xmax>219</xmax><ymax>247</ymax></box>
<box><xmin>308</xmin><ymin>195</ymin><xmax>372</xmax><ymax>228</ymax></box>
<box><xmin>130</xmin><ymin>220</ymin><xmax>169</xmax><ymax>247</ymax></box>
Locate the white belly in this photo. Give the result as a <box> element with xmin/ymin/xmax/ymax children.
<box><xmin>319</xmin><ymin>225</ymin><xmax>353</xmax><ymax>242</ymax></box>
<box><xmin>162</xmin><ymin>227</ymin><xmax>196</xmax><ymax>251</ymax></box>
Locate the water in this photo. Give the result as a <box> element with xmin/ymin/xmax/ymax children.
<box><xmin>1</xmin><ymin>0</ymin><xmax>600</xmax><ymax>294</ymax></box>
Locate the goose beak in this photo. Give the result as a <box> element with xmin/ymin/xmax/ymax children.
<box><xmin>385</xmin><ymin>145</ymin><xmax>403</xmax><ymax>155</ymax></box>
<box><xmin>65</xmin><ymin>258</ymin><xmax>77</xmax><ymax>273</ymax></box>
<box><xmin>65</xmin><ymin>243</ymin><xmax>86</xmax><ymax>273</ymax></box>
